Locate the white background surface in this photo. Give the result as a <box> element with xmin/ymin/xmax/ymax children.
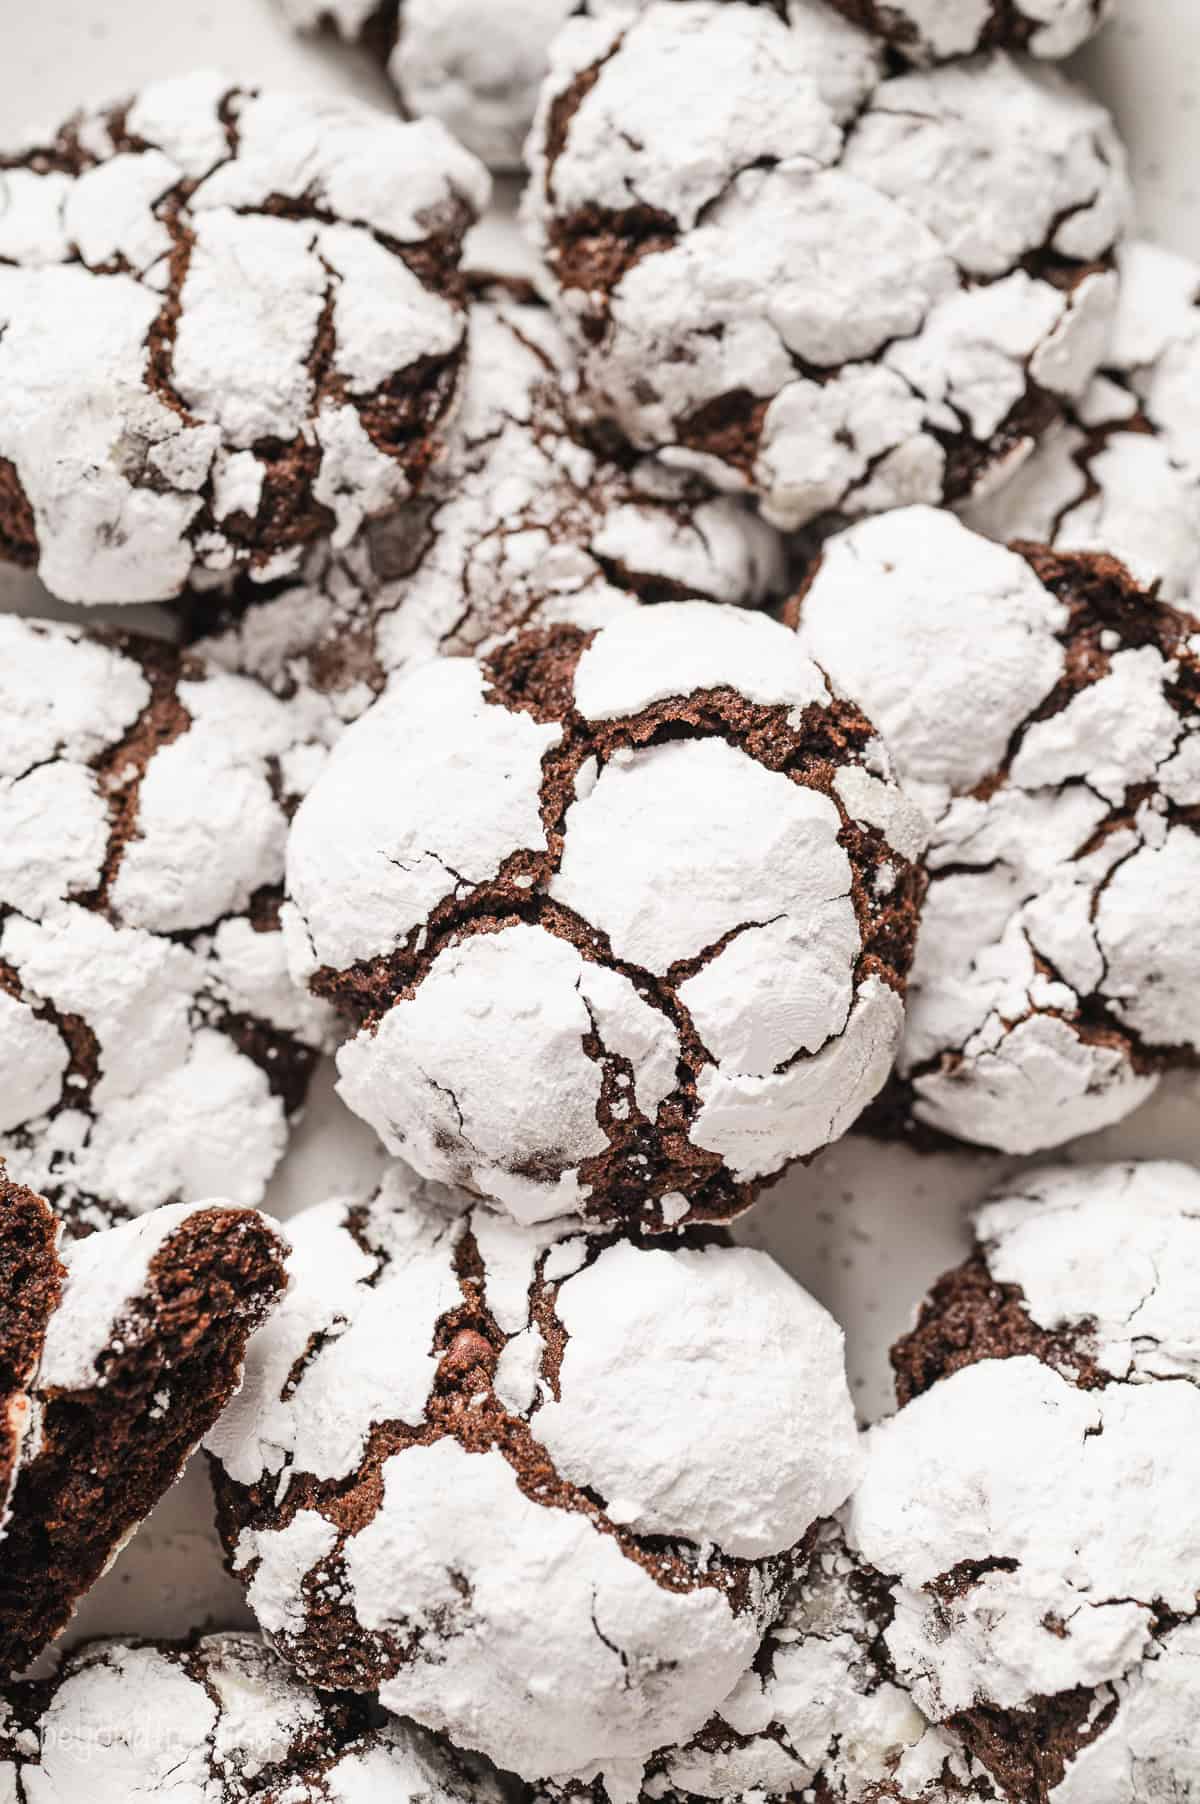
<box><xmin>2</xmin><ymin>0</ymin><xmax>1199</xmax><ymax>1656</ymax></box>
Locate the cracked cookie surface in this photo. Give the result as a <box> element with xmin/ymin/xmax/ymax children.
<box><xmin>964</xmin><ymin>239</ymin><xmax>1200</xmax><ymax>607</ymax></box>
<box><xmin>194</xmin><ymin>280</ymin><xmax>786</xmax><ymax>743</ymax></box>
<box><xmin>0</xmin><ymin>70</ymin><xmax>489</xmax><ymax>604</ymax></box>
<box><xmin>542</xmin><ymin>1516</ymin><xmax>986</xmax><ymax>1804</ymax></box>
<box><xmin>524</xmin><ymin>2</ymin><xmax>1128</xmax><ymax>533</ymax></box>
<box><xmin>849</xmin><ymin>1160</ymin><xmax>1200</xmax><ymax>1804</ymax></box>
<box><xmin>206</xmin><ymin>1161</ymin><xmax>859</xmax><ymax>1780</ymax></box>
<box><xmin>0</xmin><ymin>1630</ymin><xmax>503</xmax><ymax>1802</ymax></box>
<box><xmin>827</xmin><ymin>0</ymin><xmax>1112</xmax><ymax>62</ymax></box>
<box><xmin>283</xmin><ymin>602</ymin><xmax>926</xmax><ymax>1230</ymax></box>
<box><xmin>793</xmin><ymin>505</ymin><xmax>1200</xmax><ymax>1156</ymax></box>
<box><xmin>0</xmin><ymin>1185</ymin><xmax>288</xmax><ymax>1675</ymax></box>
<box><xmin>0</xmin><ymin>616</ymin><xmax>334</xmax><ymax>1235</ymax></box>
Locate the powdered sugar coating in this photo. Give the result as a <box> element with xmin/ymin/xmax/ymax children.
<box><xmin>827</xmin><ymin>0</ymin><xmax>1112</xmax><ymax>63</ymax></box>
<box><xmin>280</xmin><ymin>0</ymin><xmax>588</xmax><ymax>170</ymax></box>
<box><xmin>974</xmin><ymin>1159</ymin><xmax>1200</xmax><ymax>1380</ymax></box>
<box><xmin>794</xmin><ymin>506</ymin><xmax>1200</xmax><ymax>1154</ymax></box>
<box><xmin>570</xmin><ymin>602</ymin><xmax>829</xmax><ymax>723</ymax></box>
<box><xmin>0</xmin><ymin>1632</ymin><xmax>503</xmax><ymax>1803</ymax></box>
<box><xmin>287</xmin><ymin>659</ymin><xmax>561</xmax><ymax>971</ymax></box>
<box><xmin>285</xmin><ymin>602</ymin><xmax>926</xmax><ymax>1230</ymax></box>
<box><xmin>206</xmin><ymin>1163</ymin><xmax>859</xmax><ymax>1780</ymax></box>
<box><xmin>853</xmin><ymin>1360</ymin><xmax>1200</xmax><ymax>1711</ymax></box>
<box><xmin>195</xmin><ymin>285</ymin><xmax>785</xmax><ymax>739</ymax></box>
<box><xmin>0</xmin><ymin>73</ymin><xmax>489</xmax><ymax>604</ymax></box>
<box><xmin>965</xmin><ymin>240</ymin><xmax>1200</xmax><ymax>605</ymax></box>
<box><xmin>1045</xmin><ymin>1617</ymin><xmax>1200</xmax><ymax>1803</ymax></box>
<box><xmin>546</xmin><ymin>1515</ymin><xmax>980</xmax><ymax>1804</ymax></box>
<box><xmin>394</xmin><ymin>0</ymin><xmax>583</xmax><ymax>170</ymax></box>
<box><xmin>847</xmin><ymin>1159</ymin><xmax>1200</xmax><ymax>1799</ymax></box>
<box><xmin>0</xmin><ymin>617</ymin><xmax>333</xmax><ymax>1234</ymax></box>
<box><xmin>526</xmin><ymin>8</ymin><xmax>1127</xmax><ymax>531</ymax></box>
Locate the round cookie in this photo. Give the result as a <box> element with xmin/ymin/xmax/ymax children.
<box><xmin>525</xmin><ymin>3</ymin><xmax>1128</xmax><ymax>532</ymax></box>
<box><xmin>849</xmin><ymin>1160</ymin><xmax>1200</xmax><ymax>1804</ymax></box>
<box><xmin>195</xmin><ymin>280</ymin><xmax>786</xmax><ymax>741</ymax></box>
<box><xmin>283</xmin><ymin>602</ymin><xmax>927</xmax><ymax>1229</ymax></box>
<box><xmin>0</xmin><ymin>1174</ymin><xmax>288</xmax><ymax>1675</ymax></box>
<box><xmin>280</xmin><ymin>0</ymin><xmax>591</xmax><ymax>170</ymax></box>
<box><xmin>0</xmin><ymin>616</ymin><xmax>333</xmax><ymax>1234</ymax></box>
<box><xmin>0</xmin><ymin>71</ymin><xmax>489</xmax><ymax>604</ymax></box>
<box><xmin>206</xmin><ymin>1162</ymin><xmax>861</xmax><ymax>1780</ymax></box>
<box><xmin>792</xmin><ymin>505</ymin><xmax>1200</xmax><ymax>1156</ymax></box>
<box><xmin>826</xmin><ymin>0</ymin><xmax>1113</xmax><ymax>62</ymax></box>
<box><xmin>0</xmin><ymin>1632</ymin><xmax>505</xmax><ymax>1802</ymax></box>
<box><xmin>542</xmin><ymin>1517</ymin><xmax>980</xmax><ymax>1804</ymax></box>
<box><xmin>965</xmin><ymin>239</ymin><xmax>1200</xmax><ymax>606</ymax></box>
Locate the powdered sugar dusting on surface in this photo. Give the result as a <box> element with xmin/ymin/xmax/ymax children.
<box><xmin>964</xmin><ymin>239</ymin><xmax>1200</xmax><ymax>605</ymax></box>
<box><xmin>847</xmin><ymin>1160</ymin><xmax>1200</xmax><ymax>1798</ymax></box>
<box><xmin>196</xmin><ymin>287</ymin><xmax>785</xmax><ymax>737</ymax></box>
<box><xmin>279</xmin><ymin>0</ymin><xmax>587</xmax><ymax>170</ymax></box>
<box><xmin>795</xmin><ymin>506</ymin><xmax>1200</xmax><ymax>1155</ymax></box>
<box><xmin>206</xmin><ymin>1163</ymin><xmax>859</xmax><ymax>1780</ymax></box>
<box><xmin>0</xmin><ymin>1631</ymin><xmax>503</xmax><ymax>1803</ymax></box>
<box><xmin>286</xmin><ymin>660</ymin><xmax>560</xmax><ymax>972</ymax></box>
<box><xmin>0</xmin><ymin>73</ymin><xmax>489</xmax><ymax>604</ymax></box>
<box><xmin>532</xmin><ymin>1239</ymin><xmax>859</xmax><ymax>1556</ymax></box>
<box><xmin>549</xmin><ymin>1516</ymin><xmax>979</xmax><ymax>1804</ymax></box>
<box><xmin>826</xmin><ymin>0</ymin><xmax>1112</xmax><ymax>62</ymax></box>
<box><xmin>393</xmin><ymin>0</ymin><xmax>582</xmax><ymax>170</ymax></box>
<box><xmin>525</xmin><ymin>8</ymin><xmax>1128</xmax><ymax>530</ymax></box>
<box><xmin>0</xmin><ymin>617</ymin><xmax>334</xmax><ymax>1233</ymax></box>
<box><xmin>287</xmin><ymin>602</ymin><xmax>924</xmax><ymax>1229</ymax></box>
<box><xmin>570</xmin><ymin>601</ymin><xmax>829</xmax><ymax>722</ymax></box>
<box><xmin>975</xmin><ymin>1161</ymin><xmax>1200</xmax><ymax>1382</ymax></box>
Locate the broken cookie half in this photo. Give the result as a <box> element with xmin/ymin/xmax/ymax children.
<box><xmin>0</xmin><ymin>1167</ymin><xmax>288</xmax><ymax>1676</ymax></box>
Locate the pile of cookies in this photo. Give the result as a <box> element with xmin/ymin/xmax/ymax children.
<box><xmin>0</xmin><ymin>1</ymin><xmax>1197</xmax><ymax>1798</ymax></box>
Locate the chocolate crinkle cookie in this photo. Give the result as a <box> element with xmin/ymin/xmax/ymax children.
<box><xmin>205</xmin><ymin>1161</ymin><xmax>860</xmax><ymax>1781</ymax></box>
<box><xmin>0</xmin><ymin>616</ymin><xmax>334</xmax><ymax>1236</ymax></box>
<box><xmin>193</xmin><ymin>281</ymin><xmax>786</xmax><ymax>741</ymax></box>
<box><xmin>827</xmin><ymin>0</ymin><xmax>1112</xmax><ymax>62</ymax></box>
<box><xmin>0</xmin><ymin>1631</ymin><xmax>506</xmax><ymax>1803</ymax></box>
<box><xmin>0</xmin><ymin>1171</ymin><xmax>288</xmax><ymax>1676</ymax></box>
<box><xmin>793</xmin><ymin>505</ymin><xmax>1200</xmax><ymax>1156</ymax></box>
<box><xmin>282</xmin><ymin>603</ymin><xmax>927</xmax><ymax>1231</ymax></box>
<box><xmin>0</xmin><ymin>70</ymin><xmax>489</xmax><ymax>605</ymax></box>
<box><xmin>849</xmin><ymin>1160</ymin><xmax>1200</xmax><ymax>1804</ymax></box>
<box><xmin>524</xmin><ymin>1</ymin><xmax>1128</xmax><ymax>534</ymax></box>
<box><xmin>965</xmin><ymin>238</ymin><xmax>1200</xmax><ymax>607</ymax></box>
<box><xmin>541</xmin><ymin>1516</ymin><xmax>985</xmax><ymax>1804</ymax></box>
<box><xmin>279</xmin><ymin>0</ymin><xmax>594</xmax><ymax>171</ymax></box>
